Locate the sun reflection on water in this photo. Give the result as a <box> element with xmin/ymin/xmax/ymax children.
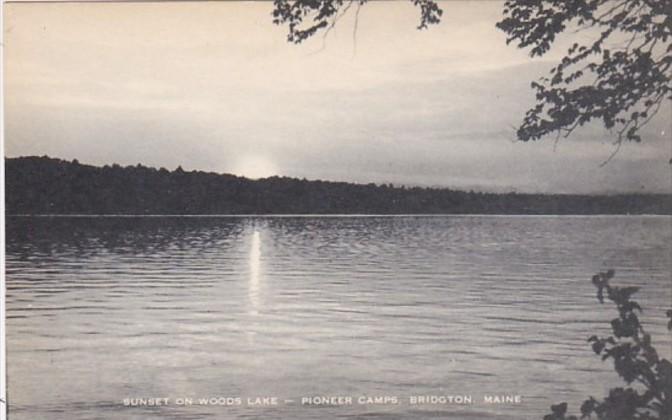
<box><xmin>249</xmin><ymin>229</ymin><xmax>261</xmax><ymax>316</ymax></box>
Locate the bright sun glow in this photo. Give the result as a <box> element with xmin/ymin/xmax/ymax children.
<box><xmin>231</xmin><ymin>156</ymin><xmax>278</xmax><ymax>179</ymax></box>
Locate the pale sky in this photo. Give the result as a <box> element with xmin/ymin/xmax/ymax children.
<box><xmin>4</xmin><ymin>1</ymin><xmax>671</xmax><ymax>193</ymax></box>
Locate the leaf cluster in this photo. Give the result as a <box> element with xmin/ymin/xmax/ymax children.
<box><xmin>497</xmin><ymin>1</ymin><xmax>671</xmax><ymax>147</ymax></box>
<box><xmin>271</xmin><ymin>0</ymin><xmax>442</xmax><ymax>44</ymax></box>
<box><xmin>544</xmin><ymin>270</ymin><xmax>672</xmax><ymax>420</ymax></box>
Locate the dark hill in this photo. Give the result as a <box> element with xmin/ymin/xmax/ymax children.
<box><xmin>5</xmin><ymin>156</ymin><xmax>671</xmax><ymax>215</ymax></box>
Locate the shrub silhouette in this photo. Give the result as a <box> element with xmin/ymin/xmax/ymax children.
<box><xmin>544</xmin><ymin>270</ymin><xmax>672</xmax><ymax>420</ymax></box>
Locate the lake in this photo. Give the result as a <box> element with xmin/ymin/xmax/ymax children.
<box><xmin>5</xmin><ymin>216</ymin><xmax>672</xmax><ymax>419</ymax></box>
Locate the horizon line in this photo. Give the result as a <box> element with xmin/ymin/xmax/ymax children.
<box><xmin>7</xmin><ymin>214</ymin><xmax>672</xmax><ymax>218</ymax></box>
<box><xmin>6</xmin><ymin>155</ymin><xmax>671</xmax><ymax>197</ymax></box>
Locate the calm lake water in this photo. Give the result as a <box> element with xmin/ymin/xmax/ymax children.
<box><xmin>5</xmin><ymin>216</ymin><xmax>672</xmax><ymax>420</ymax></box>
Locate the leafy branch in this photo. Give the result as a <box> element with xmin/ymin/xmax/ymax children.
<box><xmin>271</xmin><ymin>0</ymin><xmax>443</xmax><ymax>44</ymax></box>
<box><xmin>544</xmin><ymin>270</ymin><xmax>672</xmax><ymax>420</ymax></box>
<box><xmin>497</xmin><ymin>0</ymin><xmax>672</xmax><ymax>146</ymax></box>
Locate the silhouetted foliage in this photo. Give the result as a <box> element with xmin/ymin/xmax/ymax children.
<box><xmin>5</xmin><ymin>156</ymin><xmax>671</xmax><ymax>215</ymax></box>
<box><xmin>544</xmin><ymin>270</ymin><xmax>672</xmax><ymax>420</ymax></box>
<box><xmin>496</xmin><ymin>1</ymin><xmax>671</xmax><ymax>147</ymax></box>
<box><xmin>271</xmin><ymin>0</ymin><xmax>442</xmax><ymax>43</ymax></box>
<box><xmin>272</xmin><ymin>1</ymin><xmax>671</xmax><ymax>150</ymax></box>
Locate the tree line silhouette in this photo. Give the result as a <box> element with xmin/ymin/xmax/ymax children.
<box><xmin>5</xmin><ymin>156</ymin><xmax>671</xmax><ymax>215</ymax></box>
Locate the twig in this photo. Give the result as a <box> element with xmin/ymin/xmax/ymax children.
<box><xmin>352</xmin><ymin>0</ymin><xmax>362</xmax><ymax>59</ymax></box>
<box><xmin>310</xmin><ymin>0</ymin><xmax>355</xmax><ymax>55</ymax></box>
<box><xmin>600</xmin><ymin>121</ymin><xmax>631</xmax><ymax>167</ymax></box>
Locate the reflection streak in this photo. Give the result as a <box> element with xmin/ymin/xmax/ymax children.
<box><xmin>249</xmin><ymin>230</ymin><xmax>261</xmax><ymax>316</ymax></box>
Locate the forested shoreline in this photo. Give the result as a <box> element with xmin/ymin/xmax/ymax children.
<box><xmin>5</xmin><ymin>156</ymin><xmax>671</xmax><ymax>215</ymax></box>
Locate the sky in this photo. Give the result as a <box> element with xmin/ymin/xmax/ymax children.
<box><xmin>4</xmin><ymin>0</ymin><xmax>671</xmax><ymax>194</ymax></box>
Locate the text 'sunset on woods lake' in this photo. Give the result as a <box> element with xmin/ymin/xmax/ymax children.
<box><xmin>123</xmin><ymin>394</ymin><xmax>522</xmax><ymax>407</ymax></box>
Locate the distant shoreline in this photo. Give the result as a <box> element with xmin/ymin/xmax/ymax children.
<box><xmin>6</xmin><ymin>156</ymin><xmax>672</xmax><ymax>215</ymax></box>
<box><xmin>7</xmin><ymin>214</ymin><xmax>671</xmax><ymax>218</ymax></box>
